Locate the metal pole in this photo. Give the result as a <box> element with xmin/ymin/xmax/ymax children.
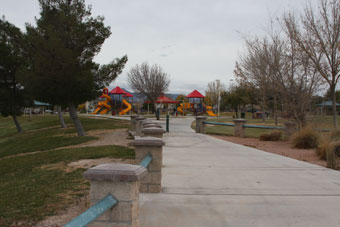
<box><xmin>166</xmin><ymin>114</ymin><xmax>169</xmax><ymax>132</ymax></box>
<box><xmin>216</xmin><ymin>79</ymin><xmax>220</xmax><ymax>117</ymax></box>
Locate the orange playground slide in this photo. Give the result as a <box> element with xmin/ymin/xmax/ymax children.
<box><xmin>119</xmin><ymin>99</ymin><xmax>132</xmax><ymax>115</ymax></box>
<box><xmin>206</xmin><ymin>105</ymin><xmax>216</xmax><ymax>117</ymax></box>
<box><xmin>92</xmin><ymin>92</ymin><xmax>111</xmax><ymax>115</ymax></box>
<box><xmin>177</xmin><ymin>103</ymin><xmax>191</xmax><ymax>114</ymax></box>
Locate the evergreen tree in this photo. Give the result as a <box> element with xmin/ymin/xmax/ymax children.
<box><xmin>25</xmin><ymin>0</ymin><xmax>127</xmax><ymax>136</ymax></box>
<box><xmin>0</xmin><ymin>18</ymin><xmax>31</xmax><ymax>133</ymax></box>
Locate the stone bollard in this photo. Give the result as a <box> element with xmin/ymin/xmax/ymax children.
<box><xmin>135</xmin><ymin>117</ymin><xmax>146</xmax><ymax>136</ymax></box>
<box><xmin>233</xmin><ymin>119</ymin><xmax>247</xmax><ymax>137</ymax></box>
<box><xmin>131</xmin><ymin>137</ymin><xmax>164</xmax><ymax>193</ymax></box>
<box><xmin>284</xmin><ymin>122</ymin><xmax>297</xmax><ymax>137</ymax></box>
<box><xmin>142</xmin><ymin>127</ymin><xmax>165</xmax><ymax>138</ymax></box>
<box><xmin>84</xmin><ymin>163</ymin><xmax>147</xmax><ymax>227</ymax></box>
<box><xmin>130</xmin><ymin>115</ymin><xmax>139</xmax><ymax>132</ymax></box>
<box><xmin>195</xmin><ymin>116</ymin><xmax>207</xmax><ymax>133</ymax></box>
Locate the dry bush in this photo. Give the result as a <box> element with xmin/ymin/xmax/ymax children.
<box><xmin>259</xmin><ymin>131</ymin><xmax>282</xmax><ymax>141</ymax></box>
<box><xmin>291</xmin><ymin>127</ymin><xmax>319</xmax><ymax>149</ymax></box>
<box><xmin>316</xmin><ymin>131</ymin><xmax>340</xmax><ymax>161</ymax></box>
<box><xmin>316</xmin><ymin>138</ymin><xmax>331</xmax><ymax>161</ymax></box>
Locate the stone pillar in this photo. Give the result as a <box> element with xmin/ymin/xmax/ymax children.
<box><xmin>130</xmin><ymin>115</ymin><xmax>139</xmax><ymax>132</ymax></box>
<box><xmin>195</xmin><ymin>116</ymin><xmax>207</xmax><ymax>133</ymax></box>
<box><xmin>84</xmin><ymin>163</ymin><xmax>147</xmax><ymax>227</ymax></box>
<box><xmin>284</xmin><ymin>122</ymin><xmax>297</xmax><ymax>137</ymax></box>
<box><xmin>135</xmin><ymin>117</ymin><xmax>146</xmax><ymax>136</ymax></box>
<box><xmin>131</xmin><ymin>137</ymin><xmax>164</xmax><ymax>193</ymax></box>
<box><xmin>142</xmin><ymin>127</ymin><xmax>165</xmax><ymax>138</ymax></box>
<box><xmin>233</xmin><ymin>119</ymin><xmax>247</xmax><ymax>137</ymax></box>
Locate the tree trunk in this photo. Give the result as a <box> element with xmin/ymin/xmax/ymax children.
<box><xmin>29</xmin><ymin>108</ymin><xmax>32</xmax><ymax>121</ymax></box>
<box><xmin>332</xmin><ymin>89</ymin><xmax>338</xmax><ymax>129</ymax></box>
<box><xmin>68</xmin><ymin>103</ymin><xmax>85</xmax><ymax>136</ymax></box>
<box><xmin>274</xmin><ymin>94</ymin><xmax>278</xmax><ymax>126</ymax></box>
<box><xmin>154</xmin><ymin>103</ymin><xmax>160</xmax><ymax>120</ymax></box>
<box><xmin>12</xmin><ymin>115</ymin><xmax>23</xmax><ymax>133</ymax></box>
<box><xmin>57</xmin><ymin>106</ymin><xmax>67</xmax><ymax>128</ymax></box>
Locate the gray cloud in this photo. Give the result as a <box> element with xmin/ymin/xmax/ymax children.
<box><xmin>2</xmin><ymin>0</ymin><xmax>318</xmax><ymax>94</ymax></box>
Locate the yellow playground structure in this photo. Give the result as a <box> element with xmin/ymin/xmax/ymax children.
<box><xmin>119</xmin><ymin>99</ymin><xmax>132</xmax><ymax>115</ymax></box>
<box><xmin>92</xmin><ymin>88</ymin><xmax>111</xmax><ymax>114</ymax></box>
<box><xmin>177</xmin><ymin>90</ymin><xmax>217</xmax><ymax>117</ymax></box>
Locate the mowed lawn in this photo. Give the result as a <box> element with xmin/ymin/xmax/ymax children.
<box><xmin>0</xmin><ymin>115</ymin><xmax>134</xmax><ymax>226</ymax></box>
<box><xmin>204</xmin><ymin>113</ymin><xmax>337</xmax><ymax>138</ymax></box>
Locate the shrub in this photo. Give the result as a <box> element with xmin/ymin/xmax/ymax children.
<box><xmin>316</xmin><ymin>139</ymin><xmax>331</xmax><ymax>161</ymax></box>
<box><xmin>330</xmin><ymin>130</ymin><xmax>340</xmax><ymax>140</ymax></box>
<box><xmin>259</xmin><ymin>131</ymin><xmax>282</xmax><ymax>141</ymax></box>
<box><xmin>291</xmin><ymin>127</ymin><xmax>319</xmax><ymax>149</ymax></box>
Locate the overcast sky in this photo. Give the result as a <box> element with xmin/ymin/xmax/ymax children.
<box><xmin>1</xmin><ymin>0</ymin><xmax>317</xmax><ymax>94</ymax></box>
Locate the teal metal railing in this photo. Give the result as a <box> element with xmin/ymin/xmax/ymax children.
<box><xmin>64</xmin><ymin>194</ymin><xmax>117</xmax><ymax>227</ymax></box>
<box><xmin>139</xmin><ymin>153</ymin><xmax>152</xmax><ymax>168</ymax></box>
<box><xmin>203</xmin><ymin>121</ymin><xmax>284</xmax><ymax>130</ymax></box>
<box><xmin>65</xmin><ymin>154</ymin><xmax>152</xmax><ymax>227</ymax></box>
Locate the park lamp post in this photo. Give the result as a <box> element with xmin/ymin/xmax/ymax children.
<box><xmin>216</xmin><ymin>79</ymin><xmax>221</xmax><ymax>117</ymax></box>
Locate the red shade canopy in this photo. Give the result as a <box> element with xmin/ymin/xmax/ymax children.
<box><xmin>145</xmin><ymin>95</ymin><xmax>179</xmax><ymax>104</ymax></box>
<box><xmin>109</xmin><ymin>86</ymin><xmax>126</xmax><ymax>94</ymax></box>
<box><xmin>186</xmin><ymin>90</ymin><xmax>205</xmax><ymax>98</ymax></box>
<box><xmin>123</xmin><ymin>92</ymin><xmax>133</xmax><ymax>97</ymax></box>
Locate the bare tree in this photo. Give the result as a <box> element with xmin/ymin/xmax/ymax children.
<box><xmin>235</xmin><ymin>33</ymin><xmax>322</xmax><ymax>128</ymax></box>
<box><xmin>234</xmin><ymin>37</ymin><xmax>279</xmax><ymax>123</ymax></box>
<box><xmin>281</xmin><ymin>0</ymin><xmax>340</xmax><ymax>128</ymax></box>
<box><xmin>205</xmin><ymin>81</ymin><xmax>225</xmax><ymax>109</ymax></box>
<box><xmin>127</xmin><ymin>62</ymin><xmax>170</xmax><ymax>119</ymax></box>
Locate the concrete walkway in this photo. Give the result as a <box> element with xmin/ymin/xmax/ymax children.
<box><xmin>139</xmin><ymin>117</ymin><xmax>340</xmax><ymax>227</ymax></box>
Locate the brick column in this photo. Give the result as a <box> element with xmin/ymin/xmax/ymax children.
<box><xmin>84</xmin><ymin>163</ymin><xmax>147</xmax><ymax>227</ymax></box>
<box><xmin>135</xmin><ymin>117</ymin><xmax>146</xmax><ymax>136</ymax></box>
<box><xmin>131</xmin><ymin>137</ymin><xmax>164</xmax><ymax>193</ymax></box>
<box><xmin>195</xmin><ymin>116</ymin><xmax>207</xmax><ymax>133</ymax></box>
<box><xmin>142</xmin><ymin>127</ymin><xmax>165</xmax><ymax>138</ymax></box>
<box><xmin>233</xmin><ymin>119</ymin><xmax>247</xmax><ymax>137</ymax></box>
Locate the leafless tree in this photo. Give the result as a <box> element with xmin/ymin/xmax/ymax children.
<box><xmin>205</xmin><ymin>80</ymin><xmax>225</xmax><ymax>108</ymax></box>
<box><xmin>235</xmin><ymin>33</ymin><xmax>322</xmax><ymax>128</ymax></box>
<box><xmin>234</xmin><ymin>37</ymin><xmax>279</xmax><ymax>123</ymax></box>
<box><xmin>281</xmin><ymin>0</ymin><xmax>340</xmax><ymax>128</ymax></box>
<box><xmin>127</xmin><ymin>62</ymin><xmax>170</xmax><ymax>118</ymax></box>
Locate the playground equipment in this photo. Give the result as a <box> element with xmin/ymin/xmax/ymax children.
<box><xmin>109</xmin><ymin>86</ymin><xmax>132</xmax><ymax>115</ymax></box>
<box><xmin>177</xmin><ymin>90</ymin><xmax>217</xmax><ymax>117</ymax></box>
<box><xmin>119</xmin><ymin>99</ymin><xmax>132</xmax><ymax>115</ymax></box>
<box><xmin>206</xmin><ymin>105</ymin><xmax>217</xmax><ymax>117</ymax></box>
<box><xmin>92</xmin><ymin>88</ymin><xmax>111</xmax><ymax>114</ymax></box>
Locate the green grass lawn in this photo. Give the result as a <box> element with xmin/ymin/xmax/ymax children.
<box><xmin>0</xmin><ymin>115</ymin><xmax>129</xmax><ymax>158</ymax></box>
<box><xmin>0</xmin><ymin>115</ymin><xmax>133</xmax><ymax>225</ymax></box>
<box><xmin>203</xmin><ymin>112</ymin><xmax>338</xmax><ymax>138</ymax></box>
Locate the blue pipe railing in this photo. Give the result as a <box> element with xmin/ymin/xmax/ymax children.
<box><xmin>64</xmin><ymin>194</ymin><xmax>117</xmax><ymax>227</ymax></box>
<box><xmin>242</xmin><ymin>124</ymin><xmax>284</xmax><ymax>130</ymax></box>
<box><xmin>203</xmin><ymin>121</ymin><xmax>234</xmax><ymax>127</ymax></box>
<box><xmin>203</xmin><ymin>121</ymin><xmax>284</xmax><ymax>130</ymax></box>
<box><xmin>139</xmin><ymin>153</ymin><xmax>152</xmax><ymax>168</ymax></box>
<box><xmin>65</xmin><ymin>154</ymin><xmax>153</xmax><ymax>226</ymax></box>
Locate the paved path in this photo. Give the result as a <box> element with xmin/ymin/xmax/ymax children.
<box><xmin>139</xmin><ymin>117</ymin><xmax>340</xmax><ymax>227</ymax></box>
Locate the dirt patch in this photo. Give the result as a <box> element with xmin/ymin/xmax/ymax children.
<box><xmin>212</xmin><ymin>135</ymin><xmax>327</xmax><ymax>167</ymax></box>
<box><xmin>68</xmin><ymin>157</ymin><xmax>135</xmax><ymax>169</ymax></box>
<box><xmin>36</xmin><ymin>194</ymin><xmax>90</xmax><ymax>227</ymax></box>
<box><xmin>71</xmin><ymin>128</ymin><xmax>132</xmax><ymax>148</ymax></box>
